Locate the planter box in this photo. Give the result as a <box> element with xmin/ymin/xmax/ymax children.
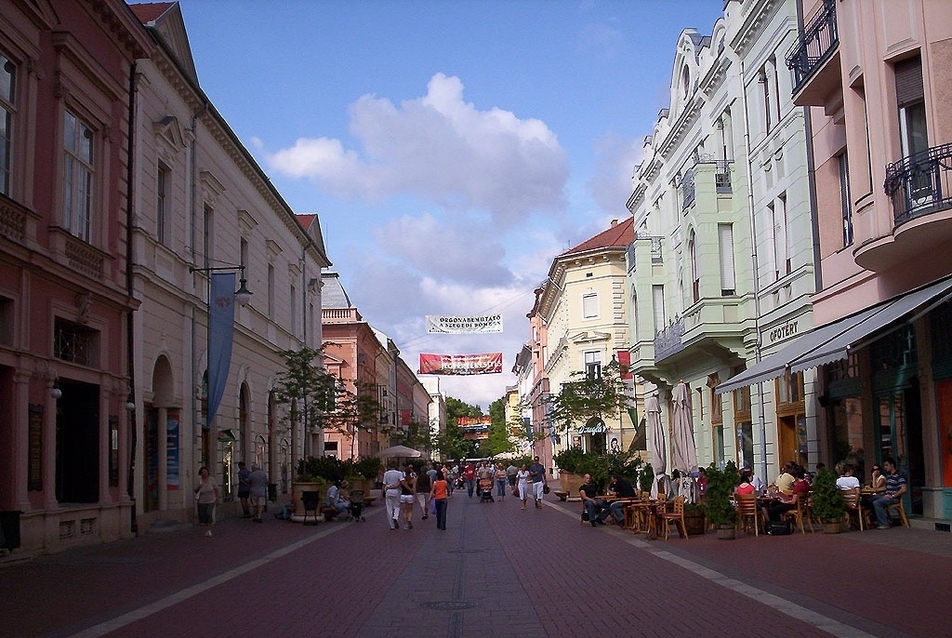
<box><xmin>715</xmin><ymin>525</ymin><xmax>736</xmax><ymax>540</ymax></box>
<box><xmin>822</xmin><ymin>521</ymin><xmax>844</xmax><ymax>534</ymax></box>
<box><xmin>558</xmin><ymin>472</ymin><xmax>584</xmax><ymax>501</ymax></box>
<box><xmin>684</xmin><ymin>510</ymin><xmax>706</xmax><ymax>536</ymax></box>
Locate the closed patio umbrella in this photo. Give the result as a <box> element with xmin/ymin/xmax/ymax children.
<box><xmin>671</xmin><ymin>381</ymin><xmax>698</xmax><ymax>475</ymax></box>
<box><xmin>646</xmin><ymin>393</ymin><xmax>665</xmax><ymax>498</ymax></box>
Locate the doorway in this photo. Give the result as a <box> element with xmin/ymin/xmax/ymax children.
<box><xmin>55</xmin><ymin>380</ymin><xmax>99</xmax><ymax>503</ymax></box>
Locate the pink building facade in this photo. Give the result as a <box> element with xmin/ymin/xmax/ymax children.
<box><xmin>0</xmin><ymin>0</ymin><xmax>151</xmax><ymax>552</ymax></box>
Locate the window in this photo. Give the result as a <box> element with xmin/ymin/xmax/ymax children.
<box><xmin>267</xmin><ymin>264</ymin><xmax>275</xmax><ymax>320</ymax></box>
<box><xmin>582</xmin><ymin>292</ymin><xmax>598</xmax><ymax>319</ymax></box>
<box><xmin>770</xmin><ymin>196</ymin><xmax>789</xmax><ymax>279</ymax></box>
<box><xmin>837</xmin><ymin>152</ymin><xmax>853</xmax><ymax>247</ymax></box>
<box><xmin>0</xmin><ymin>295</ymin><xmax>12</xmax><ymax>345</ymax></box>
<box><xmin>689</xmin><ymin>231</ymin><xmax>699</xmax><ymax>303</ymax></box>
<box><xmin>896</xmin><ymin>56</ymin><xmax>930</xmax><ymax>205</ymax></box>
<box><xmin>202</xmin><ymin>205</ymin><xmax>213</xmax><ymax>268</ymax></box>
<box><xmin>584</xmin><ymin>351</ymin><xmax>602</xmax><ymax>380</ymax></box>
<box><xmin>776</xmin><ymin>370</ymin><xmax>803</xmax><ymax>406</ymax></box>
<box><xmin>652</xmin><ymin>285</ymin><xmax>665</xmax><ymax>334</ymax></box>
<box><xmin>156</xmin><ymin>163</ymin><xmax>170</xmax><ymax>245</ymax></box>
<box><xmin>0</xmin><ymin>53</ymin><xmax>15</xmax><ymax>196</ymax></box>
<box><xmin>718</xmin><ymin>224</ymin><xmax>736</xmax><ymax>295</ymax></box>
<box><xmin>290</xmin><ymin>283</ymin><xmax>297</xmax><ymax>336</ymax></box>
<box><xmin>54</xmin><ymin>318</ymin><xmax>97</xmax><ymax>366</ymax></box>
<box><xmin>63</xmin><ymin>111</ymin><xmax>94</xmax><ymax>241</ymax></box>
<box><xmin>760</xmin><ymin>68</ymin><xmax>771</xmax><ymax>134</ymax></box>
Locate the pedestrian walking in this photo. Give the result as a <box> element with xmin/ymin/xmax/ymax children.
<box><xmin>516</xmin><ymin>464</ymin><xmax>529</xmax><ymax>510</ymax></box>
<box><xmin>494</xmin><ymin>462</ymin><xmax>508</xmax><ymax>502</ymax></box>
<box><xmin>430</xmin><ymin>465</ymin><xmax>449</xmax><ymax>530</ymax></box>
<box><xmin>415</xmin><ymin>464</ymin><xmax>431</xmax><ymax>519</ymax></box>
<box><xmin>382</xmin><ymin>462</ymin><xmax>405</xmax><ymax>530</ymax></box>
<box><xmin>248</xmin><ymin>463</ymin><xmax>268</xmax><ymax>523</ymax></box>
<box><xmin>463</xmin><ymin>462</ymin><xmax>476</xmax><ymax>498</ymax></box>
<box><xmin>528</xmin><ymin>456</ymin><xmax>547</xmax><ymax>509</ymax></box>
<box><xmin>506</xmin><ymin>462</ymin><xmax>518</xmax><ymax>489</ymax></box>
<box><xmin>236</xmin><ymin>461</ymin><xmax>251</xmax><ymax>518</ymax></box>
<box><xmin>194</xmin><ymin>466</ymin><xmax>220</xmax><ymax>536</ymax></box>
<box><xmin>401</xmin><ymin>466</ymin><xmax>416</xmax><ymax>529</ymax></box>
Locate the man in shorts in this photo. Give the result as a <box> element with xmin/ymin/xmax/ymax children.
<box><xmin>236</xmin><ymin>461</ymin><xmax>251</xmax><ymax>518</ymax></box>
<box><xmin>248</xmin><ymin>463</ymin><xmax>268</xmax><ymax>523</ymax></box>
<box><xmin>528</xmin><ymin>456</ymin><xmax>547</xmax><ymax>509</ymax></box>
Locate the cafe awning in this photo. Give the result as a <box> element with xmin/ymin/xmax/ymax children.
<box><xmin>716</xmin><ymin>275</ymin><xmax>952</xmax><ymax>394</ymax></box>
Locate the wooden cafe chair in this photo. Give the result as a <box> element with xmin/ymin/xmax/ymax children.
<box><xmin>735</xmin><ymin>493</ymin><xmax>762</xmax><ymax>536</ymax></box>
<box><xmin>660</xmin><ymin>495</ymin><xmax>689</xmax><ymax>539</ymax></box>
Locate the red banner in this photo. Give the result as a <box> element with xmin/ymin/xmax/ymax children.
<box><xmin>419</xmin><ymin>352</ymin><xmax>503</xmax><ymax>375</ymax></box>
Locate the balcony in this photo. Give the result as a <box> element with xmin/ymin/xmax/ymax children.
<box><xmin>654</xmin><ymin>316</ymin><xmax>685</xmax><ymax>362</ymax></box>
<box><xmin>680</xmin><ymin>169</ymin><xmax>696</xmax><ymax>211</ymax></box>
<box><xmin>785</xmin><ymin>0</ymin><xmax>840</xmax><ymax>106</ymax></box>
<box><xmin>857</xmin><ymin>143</ymin><xmax>952</xmax><ymax>272</ymax></box>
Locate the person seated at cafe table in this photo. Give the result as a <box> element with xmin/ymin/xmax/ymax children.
<box><xmin>595</xmin><ymin>473</ymin><xmax>637</xmax><ymax>526</ymax></box>
<box><xmin>579</xmin><ymin>474</ymin><xmax>607</xmax><ymax>527</ymax></box>
<box><xmin>767</xmin><ymin>466</ymin><xmax>809</xmax><ymax>524</ymax></box>
<box><xmin>870</xmin><ymin>457</ymin><xmax>907</xmax><ymax>529</ymax></box>
<box><xmin>775</xmin><ymin>462</ymin><xmax>797</xmax><ymax>495</ymax></box>
<box><xmin>835</xmin><ymin>463</ymin><xmax>861</xmax><ymax>491</ymax></box>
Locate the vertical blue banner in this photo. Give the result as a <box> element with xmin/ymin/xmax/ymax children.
<box><xmin>207</xmin><ymin>272</ymin><xmax>236</xmax><ymax>425</ymax></box>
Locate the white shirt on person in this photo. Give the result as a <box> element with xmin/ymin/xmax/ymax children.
<box><xmin>836</xmin><ymin>476</ymin><xmax>861</xmax><ymax>490</ymax></box>
<box><xmin>383</xmin><ymin>469</ymin><xmax>404</xmax><ymax>494</ymax></box>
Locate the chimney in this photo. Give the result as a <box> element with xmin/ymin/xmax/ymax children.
<box><xmin>610</xmin><ymin>219</ymin><xmax>618</xmax><ymax>227</ymax></box>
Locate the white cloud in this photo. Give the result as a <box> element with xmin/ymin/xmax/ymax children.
<box><xmin>587</xmin><ymin>131</ymin><xmax>643</xmax><ymax>214</ymax></box>
<box><xmin>267</xmin><ymin>73</ymin><xmax>569</xmax><ymax>226</ymax></box>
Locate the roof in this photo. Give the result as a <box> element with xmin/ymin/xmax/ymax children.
<box><xmin>128</xmin><ymin>2</ymin><xmax>175</xmax><ymax>24</ymax></box>
<box><xmin>321</xmin><ymin>270</ymin><xmax>352</xmax><ymax>309</ymax></box>
<box><xmin>559</xmin><ymin>217</ymin><xmax>634</xmax><ymax>257</ymax></box>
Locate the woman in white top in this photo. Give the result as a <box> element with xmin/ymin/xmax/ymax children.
<box><xmin>516</xmin><ymin>465</ymin><xmax>530</xmax><ymax>511</ymax></box>
<box><xmin>194</xmin><ymin>466</ymin><xmax>221</xmax><ymax>537</ymax></box>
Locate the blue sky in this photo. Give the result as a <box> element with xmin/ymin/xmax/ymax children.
<box><xmin>172</xmin><ymin>0</ymin><xmax>726</xmax><ymax>410</ymax></box>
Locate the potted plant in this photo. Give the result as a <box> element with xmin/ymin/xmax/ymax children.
<box><xmin>291</xmin><ymin>456</ymin><xmax>328</xmax><ymax>521</ymax></box>
<box><xmin>350</xmin><ymin>455</ymin><xmax>382</xmax><ymax>495</ymax></box>
<box><xmin>682</xmin><ymin>502</ymin><xmax>706</xmax><ymax>536</ymax></box>
<box><xmin>553</xmin><ymin>446</ymin><xmax>587</xmax><ymax>500</ymax></box>
<box><xmin>809</xmin><ymin>468</ymin><xmax>846</xmax><ymax>533</ymax></box>
<box><xmin>702</xmin><ymin>461</ymin><xmax>738</xmax><ymax>540</ymax></box>
<box><xmin>638</xmin><ymin>463</ymin><xmax>655</xmax><ymax>495</ymax></box>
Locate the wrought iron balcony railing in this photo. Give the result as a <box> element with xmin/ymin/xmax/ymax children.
<box><xmin>785</xmin><ymin>0</ymin><xmax>838</xmax><ymax>93</ymax></box>
<box><xmin>884</xmin><ymin>142</ymin><xmax>952</xmax><ymax>226</ymax></box>
<box><xmin>654</xmin><ymin>316</ymin><xmax>685</xmax><ymax>362</ymax></box>
<box><xmin>680</xmin><ymin>169</ymin><xmax>696</xmax><ymax>211</ymax></box>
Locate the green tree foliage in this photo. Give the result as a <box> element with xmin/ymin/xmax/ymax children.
<box><xmin>484</xmin><ymin>397</ymin><xmax>515</xmax><ymax>457</ymax></box>
<box><xmin>545</xmin><ymin>360</ymin><xmax>633</xmax><ymax>433</ymax></box>
<box><xmin>272</xmin><ymin>345</ymin><xmax>381</xmax><ymax>456</ymax></box>
<box><xmin>432</xmin><ymin>396</ymin><xmax>482</xmax><ymax>460</ymax></box>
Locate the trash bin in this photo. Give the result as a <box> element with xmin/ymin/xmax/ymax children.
<box><xmin>0</xmin><ymin>511</ymin><xmax>22</xmax><ymax>550</ymax></box>
<box><xmin>268</xmin><ymin>483</ymin><xmax>277</xmax><ymax>502</ymax></box>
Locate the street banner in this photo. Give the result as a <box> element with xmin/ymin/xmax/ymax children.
<box><xmin>458</xmin><ymin>416</ymin><xmax>492</xmax><ymax>426</ymax></box>
<box><xmin>419</xmin><ymin>352</ymin><xmax>503</xmax><ymax>375</ymax></box>
<box><xmin>426</xmin><ymin>314</ymin><xmax>503</xmax><ymax>334</ymax></box>
<box><xmin>207</xmin><ymin>272</ymin><xmax>237</xmax><ymax>425</ymax></box>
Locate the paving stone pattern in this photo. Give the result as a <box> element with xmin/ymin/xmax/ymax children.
<box><xmin>0</xmin><ymin>493</ymin><xmax>949</xmax><ymax>638</ymax></box>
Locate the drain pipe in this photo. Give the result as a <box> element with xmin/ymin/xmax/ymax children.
<box><xmin>740</xmin><ymin>59</ymin><xmax>769</xmax><ymax>484</ymax></box>
<box><xmin>125</xmin><ymin>60</ymin><xmax>139</xmax><ymax>536</ymax></box>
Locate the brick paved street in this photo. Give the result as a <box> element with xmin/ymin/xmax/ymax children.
<box><xmin>1</xmin><ymin>493</ymin><xmax>949</xmax><ymax>638</ymax></box>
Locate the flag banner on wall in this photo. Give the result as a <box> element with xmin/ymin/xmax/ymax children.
<box><xmin>207</xmin><ymin>272</ymin><xmax>237</xmax><ymax>425</ymax></box>
<box><xmin>419</xmin><ymin>352</ymin><xmax>503</xmax><ymax>375</ymax></box>
<box><xmin>425</xmin><ymin>314</ymin><xmax>503</xmax><ymax>334</ymax></box>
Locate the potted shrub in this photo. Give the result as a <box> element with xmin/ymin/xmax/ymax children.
<box><xmin>810</xmin><ymin>468</ymin><xmax>846</xmax><ymax>533</ymax></box>
<box><xmin>702</xmin><ymin>461</ymin><xmax>738</xmax><ymax>539</ymax></box>
<box><xmin>638</xmin><ymin>463</ymin><xmax>655</xmax><ymax>495</ymax></box>
<box><xmin>291</xmin><ymin>456</ymin><xmax>328</xmax><ymax>521</ymax></box>
<box><xmin>682</xmin><ymin>502</ymin><xmax>706</xmax><ymax>536</ymax></box>
<box><xmin>350</xmin><ymin>456</ymin><xmax>382</xmax><ymax>495</ymax></box>
<box><xmin>553</xmin><ymin>446</ymin><xmax>587</xmax><ymax>500</ymax></box>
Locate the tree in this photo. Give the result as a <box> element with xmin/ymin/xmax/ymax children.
<box><xmin>484</xmin><ymin>397</ymin><xmax>515</xmax><ymax>457</ymax></box>
<box><xmin>433</xmin><ymin>396</ymin><xmax>482</xmax><ymax>460</ymax></box>
<box><xmin>545</xmin><ymin>359</ymin><xmax>633</xmax><ymax>434</ymax></box>
<box><xmin>272</xmin><ymin>345</ymin><xmax>380</xmax><ymax>458</ymax></box>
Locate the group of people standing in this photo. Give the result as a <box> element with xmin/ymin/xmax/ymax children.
<box><xmin>194</xmin><ymin>461</ymin><xmax>269</xmax><ymax>537</ymax></box>
<box><xmin>452</xmin><ymin>457</ymin><xmax>548</xmax><ymax>510</ymax></box>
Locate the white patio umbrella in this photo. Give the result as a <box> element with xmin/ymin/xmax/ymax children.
<box><xmin>645</xmin><ymin>393</ymin><xmax>666</xmax><ymax>498</ymax></box>
<box><xmin>671</xmin><ymin>381</ymin><xmax>698</xmax><ymax>475</ymax></box>
<box><xmin>375</xmin><ymin>444</ymin><xmax>423</xmax><ymax>459</ymax></box>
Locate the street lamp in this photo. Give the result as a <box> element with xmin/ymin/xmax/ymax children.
<box><xmin>189</xmin><ymin>265</ymin><xmax>252</xmax><ymax>476</ymax></box>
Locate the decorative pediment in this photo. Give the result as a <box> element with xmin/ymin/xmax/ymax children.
<box><xmin>569</xmin><ymin>331</ymin><xmax>611</xmax><ymax>344</ymax></box>
<box><xmin>153</xmin><ymin>115</ymin><xmax>189</xmax><ymax>150</ymax></box>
